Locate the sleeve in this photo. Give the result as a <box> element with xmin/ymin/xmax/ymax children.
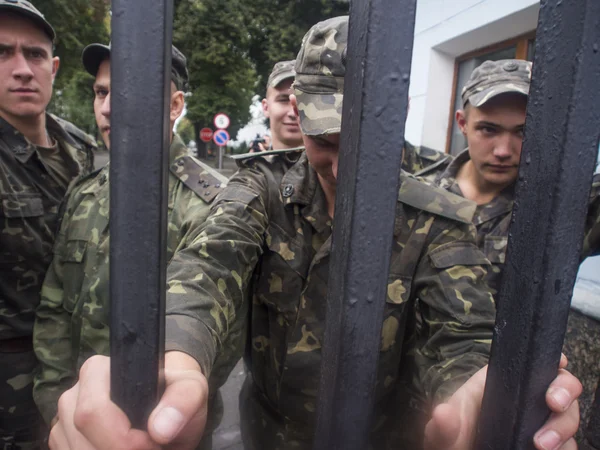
<box><xmin>32</xmin><ymin>209</ymin><xmax>77</xmax><ymax>425</ymax></box>
<box><xmin>411</xmin><ymin>219</ymin><xmax>495</xmax><ymax>405</ymax></box>
<box><xmin>164</xmin><ymin>165</ymin><xmax>270</xmax><ymax>378</ymax></box>
<box><xmin>582</xmin><ymin>173</ymin><xmax>600</xmax><ymax>259</ymax></box>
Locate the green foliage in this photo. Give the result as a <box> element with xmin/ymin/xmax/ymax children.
<box><xmin>34</xmin><ymin>0</ymin><xmax>110</xmax><ymax>135</ymax></box>
<box><xmin>174</xmin><ymin>0</ymin><xmax>258</xmax><ymax>135</ymax></box>
<box><xmin>174</xmin><ymin>0</ymin><xmax>348</xmax><ymax>142</ymax></box>
<box><xmin>176</xmin><ymin>116</ymin><xmax>196</xmax><ymax>145</ymax></box>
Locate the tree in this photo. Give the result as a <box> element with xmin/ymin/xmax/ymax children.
<box><xmin>173</xmin><ymin>0</ymin><xmax>348</xmax><ymax>154</ymax></box>
<box><xmin>34</xmin><ymin>0</ymin><xmax>110</xmax><ymax>135</ymax></box>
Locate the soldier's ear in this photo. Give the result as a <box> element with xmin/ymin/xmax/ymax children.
<box><xmin>51</xmin><ymin>56</ymin><xmax>60</xmax><ymax>83</ymax></box>
<box><xmin>261</xmin><ymin>97</ymin><xmax>270</xmax><ymax>118</ymax></box>
<box><xmin>456</xmin><ymin>109</ymin><xmax>468</xmax><ymax>135</ymax></box>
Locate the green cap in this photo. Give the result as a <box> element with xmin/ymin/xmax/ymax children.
<box><xmin>293</xmin><ymin>16</ymin><xmax>348</xmax><ymax>136</ymax></box>
<box><xmin>0</xmin><ymin>0</ymin><xmax>55</xmax><ymax>41</ymax></box>
<box><xmin>267</xmin><ymin>60</ymin><xmax>295</xmax><ymax>88</ymax></box>
<box><xmin>461</xmin><ymin>59</ymin><xmax>532</xmax><ymax>108</ymax></box>
<box><xmin>82</xmin><ymin>43</ymin><xmax>190</xmax><ymax>91</ymax></box>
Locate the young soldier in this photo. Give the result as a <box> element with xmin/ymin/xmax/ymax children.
<box><xmin>0</xmin><ymin>1</ymin><xmax>94</xmax><ymax>447</ymax></box>
<box><xmin>254</xmin><ymin>60</ymin><xmax>303</xmax><ymax>152</ymax></box>
<box><xmin>32</xmin><ymin>43</ymin><xmax>242</xmax><ymax>450</ymax></box>
<box><xmin>417</xmin><ymin>59</ymin><xmax>600</xmax><ymax>444</ymax></box>
<box><xmin>48</xmin><ymin>18</ymin><xmax>581</xmax><ymax>450</ymax></box>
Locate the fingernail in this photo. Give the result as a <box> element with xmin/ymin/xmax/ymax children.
<box><xmin>153</xmin><ymin>406</ymin><xmax>185</xmax><ymax>441</ymax></box>
<box><xmin>549</xmin><ymin>387</ymin><xmax>571</xmax><ymax>410</ymax></box>
<box><xmin>536</xmin><ymin>430</ymin><xmax>561</xmax><ymax>450</ymax></box>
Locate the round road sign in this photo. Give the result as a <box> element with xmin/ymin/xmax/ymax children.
<box><xmin>199</xmin><ymin>128</ymin><xmax>213</xmax><ymax>143</ymax></box>
<box><xmin>214</xmin><ymin>113</ymin><xmax>230</xmax><ymax>130</ymax></box>
<box><xmin>213</xmin><ymin>129</ymin><xmax>230</xmax><ymax>146</ymax></box>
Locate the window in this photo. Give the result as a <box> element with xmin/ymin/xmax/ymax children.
<box><xmin>446</xmin><ymin>33</ymin><xmax>536</xmax><ymax>155</ymax></box>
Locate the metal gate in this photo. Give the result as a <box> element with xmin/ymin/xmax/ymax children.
<box><xmin>109</xmin><ymin>0</ymin><xmax>600</xmax><ymax>446</ymax></box>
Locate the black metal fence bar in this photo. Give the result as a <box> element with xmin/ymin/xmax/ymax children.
<box><xmin>109</xmin><ymin>0</ymin><xmax>173</xmax><ymax>429</ymax></box>
<box><xmin>313</xmin><ymin>1</ymin><xmax>416</xmax><ymax>449</ymax></box>
<box><xmin>476</xmin><ymin>0</ymin><xmax>600</xmax><ymax>448</ymax></box>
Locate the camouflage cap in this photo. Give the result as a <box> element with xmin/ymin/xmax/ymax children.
<box><xmin>0</xmin><ymin>0</ymin><xmax>55</xmax><ymax>41</ymax></box>
<box><xmin>82</xmin><ymin>43</ymin><xmax>190</xmax><ymax>91</ymax></box>
<box><xmin>461</xmin><ymin>59</ymin><xmax>532</xmax><ymax>108</ymax></box>
<box><xmin>294</xmin><ymin>16</ymin><xmax>348</xmax><ymax>136</ymax></box>
<box><xmin>267</xmin><ymin>60</ymin><xmax>296</xmax><ymax>89</ymax></box>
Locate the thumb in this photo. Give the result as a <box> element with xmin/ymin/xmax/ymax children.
<box><xmin>147</xmin><ymin>369</ymin><xmax>209</xmax><ymax>447</ymax></box>
<box><xmin>423</xmin><ymin>403</ymin><xmax>461</xmax><ymax>450</ymax></box>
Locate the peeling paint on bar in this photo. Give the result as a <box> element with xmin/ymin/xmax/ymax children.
<box><xmin>476</xmin><ymin>0</ymin><xmax>600</xmax><ymax>448</ymax></box>
<box><xmin>313</xmin><ymin>1</ymin><xmax>417</xmax><ymax>449</ymax></box>
<box><xmin>109</xmin><ymin>0</ymin><xmax>173</xmax><ymax>429</ymax></box>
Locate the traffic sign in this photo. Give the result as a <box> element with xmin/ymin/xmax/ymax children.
<box><xmin>213</xmin><ymin>129</ymin><xmax>230</xmax><ymax>146</ymax></box>
<box><xmin>199</xmin><ymin>128</ymin><xmax>213</xmax><ymax>142</ymax></box>
<box><xmin>214</xmin><ymin>113</ymin><xmax>230</xmax><ymax>129</ymax></box>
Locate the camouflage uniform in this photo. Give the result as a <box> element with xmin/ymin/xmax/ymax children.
<box><xmin>401</xmin><ymin>141</ymin><xmax>449</xmax><ymax>174</ymax></box>
<box><xmin>50</xmin><ymin>115</ymin><xmax>97</xmax><ymax>171</ymax></box>
<box><xmin>420</xmin><ymin>149</ymin><xmax>600</xmax><ymax>443</ymax></box>
<box><xmin>0</xmin><ymin>112</ymin><xmax>92</xmax><ymax>448</ymax></box>
<box><xmin>32</xmin><ymin>136</ymin><xmax>239</xmax><ymax>447</ymax></box>
<box><xmin>418</xmin><ymin>60</ymin><xmax>600</xmax><ymax>444</ymax></box>
<box><xmin>164</xmin><ymin>16</ymin><xmax>496</xmax><ymax>449</ymax></box>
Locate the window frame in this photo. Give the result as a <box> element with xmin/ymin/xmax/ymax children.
<box><xmin>444</xmin><ymin>31</ymin><xmax>536</xmax><ymax>154</ymax></box>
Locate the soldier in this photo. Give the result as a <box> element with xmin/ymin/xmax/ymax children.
<box><xmin>252</xmin><ymin>59</ymin><xmax>304</xmax><ymax>152</ymax></box>
<box><xmin>417</xmin><ymin>58</ymin><xmax>600</xmax><ymax>444</ymax></box>
<box><xmin>0</xmin><ymin>1</ymin><xmax>94</xmax><ymax>447</ymax></box>
<box><xmin>32</xmin><ymin>43</ymin><xmax>242</xmax><ymax>450</ymax></box>
<box><xmin>47</xmin><ymin>17</ymin><xmax>581</xmax><ymax>450</ymax></box>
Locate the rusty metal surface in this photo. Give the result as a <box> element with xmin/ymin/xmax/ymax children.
<box><xmin>109</xmin><ymin>0</ymin><xmax>173</xmax><ymax>429</ymax></box>
<box><xmin>476</xmin><ymin>0</ymin><xmax>600</xmax><ymax>448</ymax></box>
<box><xmin>312</xmin><ymin>1</ymin><xmax>416</xmax><ymax>449</ymax></box>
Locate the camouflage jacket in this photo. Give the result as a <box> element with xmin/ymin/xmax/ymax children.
<box><xmin>50</xmin><ymin>115</ymin><xmax>97</xmax><ymax>172</ymax></box>
<box><xmin>418</xmin><ymin>149</ymin><xmax>600</xmax><ymax>296</ymax></box>
<box><xmin>0</xmin><ymin>114</ymin><xmax>92</xmax><ymax>341</ymax></box>
<box><xmin>32</xmin><ymin>135</ymin><xmax>234</xmax><ymax>424</ymax></box>
<box><xmin>164</xmin><ymin>150</ymin><xmax>496</xmax><ymax>447</ymax></box>
<box><xmin>401</xmin><ymin>140</ymin><xmax>449</xmax><ymax>174</ymax></box>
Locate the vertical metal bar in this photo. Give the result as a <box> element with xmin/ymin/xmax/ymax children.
<box><xmin>476</xmin><ymin>0</ymin><xmax>600</xmax><ymax>448</ymax></box>
<box><xmin>109</xmin><ymin>0</ymin><xmax>173</xmax><ymax>429</ymax></box>
<box><xmin>587</xmin><ymin>381</ymin><xmax>600</xmax><ymax>447</ymax></box>
<box><xmin>313</xmin><ymin>1</ymin><xmax>416</xmax><ymax>449</ymax></box>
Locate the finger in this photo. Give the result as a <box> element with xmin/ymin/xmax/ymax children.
<box><xmin>53</xmin><ymin>384</ymin><xmax>95</xmax><ymax>450</ymax></box>
<box><xmin>533</xmin><ymin>401</ymin><xmax>579</xmax><ymax>450</ymax></box>
<box><xmin>73</xmin><ymin>356</ymin><xmax>158</xmax><ymax>450</ymax></box>
<box><xmin>546</xmin><ymin>369</ymin><xmax>582</xmax><ymax>413</ymax></box>
<box><xmin>147</xmin><ymin>368</ymin><xmax>209</xmax><ymax>447</ymax></box>
<box><xmin>559</xmin><ymin>354</ymin><xmax>568</xmax><ymax>370</ymax></box>
<box><xmin>558</xmin><ymin>437</ymin><xmax>578</xmax><ymax>450</ymax></box>
<box><xmin>423</xmin><ymin>403</ymin><xmax>461</xmax><ymax>450</ymax></box>
<box><xmin>49</xmin><ymin>421</ymin><xmax>72</xmax><ymax>450</ymax></box>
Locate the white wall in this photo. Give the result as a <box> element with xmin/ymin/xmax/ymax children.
<box><xmin>407</xmin><ymin>0</ymin><xmax>540</xmax><ymax>149</ymax></box>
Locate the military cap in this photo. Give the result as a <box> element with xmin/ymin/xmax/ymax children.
<box><xmin>461</xmin><ymin>59</ymin><xmax>532</xmax><ymax>108</ymax></box>
<box><xmin>0</xmin><ymin>0</ymin><xmax>55</xmax><ymax>41</ymax></box>
<box><xmin>82</xmin><ymin>43</ymin><xmax>190</xmax><ymax>91</ymax></box>
<box><xmin>294</xmin><ymin>16</ymin><xmax>348</xmax><ymax>136</ymax></box>
<box><xmin>267</xmin><ymin>60</ymin><xmax>296</xmax><ymax>89</ymax></box>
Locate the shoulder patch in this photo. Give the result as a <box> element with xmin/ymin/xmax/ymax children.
<box><xmin>170</xmin><ymin>155</ymin><xmax>228</xmax><ymax>203</ymax></box>
<box><xmin>414</xmin><ymin>155</ymin><xmax>452</xmax><ymax>178</ymax></box>
<box><xmin>398</xmin><ymin>175</ymin><xmax>476</xmax><ymax>224</ymax></box>
<box><xmin>228</xmin><ymin>146</ymin><xmax>304</xmax><ymax>161</ymax></box>
<box><xmin>51</xmin><ymin>114</ymin><xmax>98</xmax><ymax>149</ymax></box>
